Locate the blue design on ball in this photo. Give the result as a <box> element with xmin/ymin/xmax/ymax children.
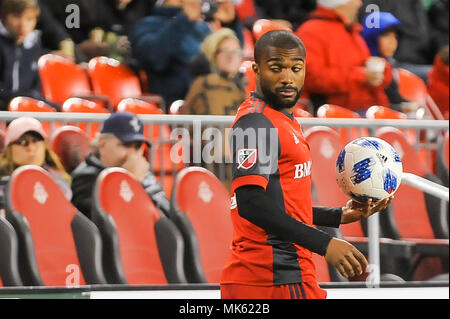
<box><xmin>383</xmin><ymin>169</ymin><xmax>398</xmax><ymax>194</ymax></box>
<box><xmin>336</xmin><ymin>149</ymin><xmax>346</xmax><ymax>173</ymax></box>
<box><xmin>353</xmin><ymin>138</ymin><xmax>381</xmax><ymax>150</ymax></box>
<box><xmin>351</xmin><ymin>157</ymin><xmax>374</xmax><ymax>184</ymax></box>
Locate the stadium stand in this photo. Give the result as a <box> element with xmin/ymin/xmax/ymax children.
<box><xmin>316</xmin><ymin>104</ymin><xmax>369</xmax><ymax>143</ymax></box>
<box><xmin>239</xmin><ymin>60</ymin><xmax>256</xmax><ymax>97</ymax></box>
<box><xmin>376</xmin><ymin>127</ymin><xmax>449</xmax><ymax>280</ymax></box>
<box><xmin>87</xmin><ymin>56</ymin><xmax>165</xmax><ymax>111</ymax></box>
<box><xmin>92</xmin><ymin>167</ymin><xmax>186</xmax><ymax>285</ymax></box>
<box><xmin>4</xmin><ymin>165</ymin><xmax>107</xmax><ymax>286</ymax></box>
<box><xmin>252</xmin><ymin>19</ymin><xmax>291</xmax><ymax>41</ymax></box>
<box><xmin>38</xmin><ymin>54</ymin><xmax>110</xmax><ymax>109</ymax></box>
<box><xmin>169</xmin><ymin>167</ymin><xmax>232</xmax><ymax>283</ymax></box>
<box><xmin>61</xmin><ymin>97</ymin><xmax>110</xmax><ymax>138</ymax></box>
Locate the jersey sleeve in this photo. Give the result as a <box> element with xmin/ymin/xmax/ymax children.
<box><xmin>229</xmin><ymin>113</ymin><xmax>280</xmax><ymax>193</ymax></box>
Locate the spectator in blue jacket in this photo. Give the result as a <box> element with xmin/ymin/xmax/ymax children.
<box><xmin>129</xmin><ymin>0</ymin><xmax>211</xmax><ymax>110</ymax></box>
<box><xmin>0</xmin><ymin>0</ymin><xmax>45</xmax><ymax>110</ymax></box>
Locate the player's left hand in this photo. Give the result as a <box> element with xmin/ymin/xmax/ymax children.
<box><xmin>340</xmin><ymin>196</ymin><xmax>394</xmax><ymax>224</ymax></box>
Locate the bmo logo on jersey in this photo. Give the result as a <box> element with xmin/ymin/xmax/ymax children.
<box><xmin>294</xmin><ymin>161</ymin><xmax>312</xmax><ymax>179</ymax></box>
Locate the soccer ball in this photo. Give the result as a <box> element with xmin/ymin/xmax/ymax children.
<box><xmin>335</xmin><ymin>137</ymin><xmax>403</xmax><ymax>203</ymax></box>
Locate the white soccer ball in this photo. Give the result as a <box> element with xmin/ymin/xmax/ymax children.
<box><xmin>335</xmin><ymin>137</ymin><xmax>403</xmax><ymax>202</ymax></box>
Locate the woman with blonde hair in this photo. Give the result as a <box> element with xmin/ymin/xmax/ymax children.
<box><xmin>0</xmin><ymin>117</ymin><xmax>72</xmax><ymax>208</ymax></box>
<box><xmin>183</xmin><ymin>27</ymin><xmax>246</xmax><ymax>115</ymax></box>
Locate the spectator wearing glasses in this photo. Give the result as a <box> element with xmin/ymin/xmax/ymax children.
<box><xmin>183</xmin><ymin>28</ymin><xmax>246</xmax><ymax>116</ymax></box>
<box><xmin>0</xmin><ymin>117</ymin><xmax>72</xmax><ymax>210</ymax></box>
<box><xmin>70</xmin><ymin>112</ymin><xmax>170</xmax><ymax>220</ymax></box>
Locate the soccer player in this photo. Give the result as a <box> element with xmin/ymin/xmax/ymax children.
<box><xmin>220</xmin><ymin>30</ymin><xmax>393</xmax><ymax>299</ymax></box>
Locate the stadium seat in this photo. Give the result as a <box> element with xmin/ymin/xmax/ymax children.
<box><xmin>396</xmin><ymin>68</ymin><xmax>428</xmax><ymax>105</ymax></box>
<box><xmin>62</xmin><ymin>97</ymin><xmax>110</xmax><ymax>139</ymax></box>
<box><xmin>4</xmin><ymin>165</ymin><xmax>107</xmax><ymax>286</ymax></box>
<box><xmin>38</xmin><ymin>54</ymin><xmax>109</xmax><ymax>108</ymax></box>
<box><xmin>91</xmin><ymin>167</ymin><xmax>187</xmax><ymax>285</ymax></box>
<box><xmin>365</xmin><ymin>105</ymin><xmax>417</xmax><ymax>145</ymax></box>
<box><xmin>50</xmin><ymin>125</ymin><xmax>92</xmax><ymax>174</ymax></box>
<box><xmin>304</xmin><ymin>127</ymin><xmax>415</xmax><ymax>278</ymax></box>
<box><xmin>376</xmin><ymin>127</ymin><xmax>449</xmax><ymax>280</ymax></box>
<box><xmin>252</xmin><ymin>19</ymin><xmax>291</xmax><ymax>41</ymax></box>
<box><xmin>316</xmin><ymin>104</ymin><xmax>368</xmax><ymax>143</ymax></box>
<box><xmin>88</xmin><ymin>56</ymin><xmax>165</xmax><ymax>110</ymax></box>
<box><xmin>239</xmin><ymin>60</ymin><xmax>256</xmax><ymax>97</ymax></box>
<box><xmin>169</xmin><ymin>100</ymin><xmax>185</xmax><ymax>115</ymax></box>
<box><xmin>169</xmin><ymin>167</ymin><xmax>233</xmax><ymax>283</ymax></box>
<box><xmin>8</xmin><ymin>97</ymin><xmax>61</xmax><ymax>136</ymax></box>
<box><xmin>0</xmin><ymin>214</ymin><xmax>22</xmax><ymax>286</ymax></box>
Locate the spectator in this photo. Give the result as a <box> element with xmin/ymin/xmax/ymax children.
<box><xmin>427</xmin><ymin>0</ymin><xmax>449</xmax><ymax>62</ymax></box>
<box><xmin>183</xmin><ymin>28</ymin><xmax>246</xmax><ymax>115</ymax></box>
<box><xmin>361</xmin><ymin>11</ymin><xmax>419</xmax><ymax>114</ymax></box>
<box><xmin>253</xmin><ymin>0</ymin><xmax>317</xmax><ymax>31</ymax></box>
<box><xmin>428</xmin><ymin>45</ymin><xmax>449</xmax><ymax>119</ymax></box>
<box><xmin>71</xmin><ymin>112</ymin><xmax>170</xmax><ymax>220</ymax></box>
<box><xmin>0</xmin><ymin>0</ymin><xmax>48</xmax><ymax>110</ymax></box>
<box><xmin>129</xmin><ymin>0</ymin><xmax>211</xmax><ymax>109</ymax></box>
<box><xmin>0</xmin><ymin>117</ymin><xmax>72</xmax><ymax>209</ymax></box>
<box><xmin>359</xmin><ymin>0</ymin><xmax>434</xmax><ymax>81</ymax></box>
<box><xmin>296</xmin><ymin>0</ymin><xmax>391</xmax><ymax>115</ymax></box>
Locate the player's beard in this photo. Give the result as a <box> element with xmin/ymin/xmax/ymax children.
<box><xmin>261</xmin><ymin>83</ymin><xmax>303</xmax><ymax>111</ymax></box>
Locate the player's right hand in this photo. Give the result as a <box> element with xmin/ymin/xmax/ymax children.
<box><xmin>325</xmin><ymin>238</ymin><xmax>368</xmax><ymax>279</ymax></box>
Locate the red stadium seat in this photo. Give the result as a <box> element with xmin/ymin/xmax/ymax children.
<box><xmin>304</xmin><ymin>127</ymin><xmax>364</xmax><ymax>238</ymax></box>
<box><xmin>396</xmin><ymin>68</ymin><xmax>428</xmax><ymax>105</ymax></box>
<box><xmin>365</xmin><ymin>105</ymin><xmax>408</xmax><ymax>120</ymax></box>
<box><xmin>92</xmin><ymin>167</ymin><xmax>186</xmax><ymax>284</ymax></box>
<box><xmin>376</xmin><ymin>128</ymin><xmax>449</xmax><ymax>280</ymax></box>
<box><xmin>8</xmin><ymin>97</ymin><xmax>61</xmax><ymax>136</ymax></box>
<box><xmin>38</xmin><ymin>54</ymin><xmax>109</xmax><ymax>108</ymax></box>
<box><xmin>4</xmin><ymin>165</ymin><xmax>107</xmax><ymax>286</ymax></box>
<box><xmin>239</xmin><ymin>60</ymin><xmax>256</xmax><ymax>97</ymax></box>
<box><xmin>169</xmin><ymin>167</ymin><xmax>233</xmax><ymax>283</ymax></box>
<box><xmin>88</xmin><ymin>56</ymin><xmax>164</xmax><ymax>110</ymax></box>
<box><xmin>252</xmin><ymin>19</ymin><xmax>292</xmax><ymax>41</ymax></box>
<box><xmin>50</xmin><ymin>125</ymin><xmax>92</xmax><ymax>174</ymax></box>
<box><xmin>316</xmin><ymin>104</ymin><xmax>368</xmax><ymax>143</ymax></box>
<box><xmin>62</xmin><ymin>97</ymin><xmax>110</xmax><ymax>138</ymax></box>
<box><xmin>0</xmin><ymin>214</ymin><xmax>22</xmax><ymax>286</ymax></box>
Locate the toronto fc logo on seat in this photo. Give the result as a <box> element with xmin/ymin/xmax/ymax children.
<box><xmin>237</xmin><ymin>149</ymin><xmax>257</xmax><ymax>170</ymax></box>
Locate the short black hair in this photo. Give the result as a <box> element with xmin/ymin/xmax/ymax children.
<box><xmin>254</xmin><ymin>30</ymin><xmax>306</xmax><ymax>64</ymax></box>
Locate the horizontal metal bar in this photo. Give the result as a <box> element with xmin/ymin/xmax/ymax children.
<box><xmin>401</xmin><ymin>173</ymin><xmax>449</xmax><ymax>201</ymax></box>
<box><xmin>0</xmin><ymin>111</ymin><xmax>449</xmax><ymax>130</ymax></box>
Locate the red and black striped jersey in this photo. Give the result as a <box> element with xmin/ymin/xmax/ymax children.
<box><xmin>221</xmin><ymin>92</ymin><xmax>322</xmax><ymax>286</ymax></box>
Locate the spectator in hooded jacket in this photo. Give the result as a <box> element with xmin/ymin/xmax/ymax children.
<box><xmin>361</xmin><ymin>11</ymin><xmax>420</xmax><ymax>114</ymax></box>
<box><xmin>296</xmin><ymin>0</ymin><xmax>392</xmax><ymax>115</ymax></box>
<box><xmin>0</xmin><ymin>0</ymin><xmax>45</xmax><ymax>110</ymax></box>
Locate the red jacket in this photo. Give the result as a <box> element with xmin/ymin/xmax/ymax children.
<box><xmin>428</xmin><ymin>55</ymin><xmax>449</xmax><ymax>120</ymax></box>
<box><xmin>295</xmin><ymin>6</ymin><xmax>391</xmax><ymax>112</ymax></box>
